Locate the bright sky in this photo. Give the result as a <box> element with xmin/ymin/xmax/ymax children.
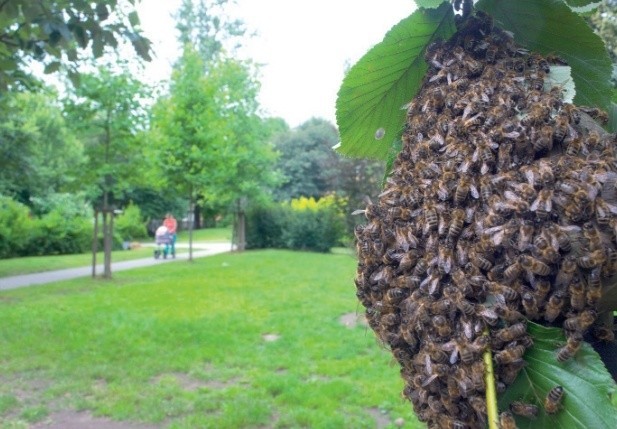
<box><xmin>135</xmin><ymin>0</ymin><xmax>415</xmax><ymax>128</ymax></box>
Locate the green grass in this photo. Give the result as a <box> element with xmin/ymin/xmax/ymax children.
<box><xmin>0</xmin><ymin>250</ymin><xmax>421</xmax><ymax>429</ymax></box>
<box><xmin>0</xmin><ymin>247</ymin><xmax>154</xmax><ymax>277</ymax></box>
<box><xmin>0</xmin><ymin>227</ymin><xmax>232</xmax><ymax>277</ymax></box>
<box><xmin>177</xmin><ymin>227</ymin><xmax>232</xmax><ymax>242</ymax></box>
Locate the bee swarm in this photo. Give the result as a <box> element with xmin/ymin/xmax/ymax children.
<box><xmin>354</xmin><ymin>10</ymin><xmax>617</xmax><ymax>429</ymax></box>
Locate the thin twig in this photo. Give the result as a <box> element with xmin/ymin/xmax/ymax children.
<box><xmin>483</xmin><ymin>328</ymin><xmax>499</xmax><ymax>429</ymax></box>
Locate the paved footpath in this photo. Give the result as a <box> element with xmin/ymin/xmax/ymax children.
<box><xmin>0</xmin><ymin>242</ymin><xmax>232</xmax><ymax>291</ymax></box>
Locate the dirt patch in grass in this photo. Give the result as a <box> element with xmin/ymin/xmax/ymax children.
<box><xmin>367</xmin><ymin>407</ymin><xmax>391</xmax><ymax>429</ymax></box>
<box><xmin>152</xmin><ymin>372</ymin><xmax>241</xmax><ymax>391</ymax></box>
<box><xmin>262</xmin><ymin>333</ymin><xmax>280</xmax><ymax>342</ymax></box>
<box><xmin>339</xmin><ymin>312</ymin><xmax>367</xmax><ymax>329</ymax></box>
<box><xmin>30</xmin><ymin>410</ymin><xmax>161</xmax><ymax>429</ymax></box>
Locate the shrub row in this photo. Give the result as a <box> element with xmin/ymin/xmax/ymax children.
<box><xmin>0</xmin><ymin>195</ymin><xmax>148</xmax><ymax>259</ymax></box>
<box><xmin>246</xmin><ymin>195</ymin><xmax>347</xmax><ymax>253</ymax></box>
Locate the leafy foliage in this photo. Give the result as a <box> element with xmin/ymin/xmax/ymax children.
<box><xmin>0</xmin><ymin>0</ymin><xmax>152</xmax><ymax>90</ymax></box>
<box><xmin>0</xmin><ymin>90</ymin><xmax>83</xmax><ymax>202</ymax></box>
<box><xmin>115</xmin><ymin>202</ymin><xmax>148</xmax><ymax>240</ymax></box>
<box><xmin>246</xmin><ymin>195</ymin><xmax>347</xmax><ymax>253</ymax></box>
<box><xmin>498</xmin><ymin>322</ymin><xmax>617</xmax><ymax>428</ymax></box>
<box><xmin>476</xmin><ymin>0</ymin><xmax>613</xmax><ymax>111</ymax></box>
<box><xmin>336</xmin><ymin>3</ymin><xmax>456</xmax><ymax>160</ymax></box>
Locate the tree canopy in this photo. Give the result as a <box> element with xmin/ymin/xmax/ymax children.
<box><xmin>0</xmin><ymin>0</ymin><xmax>152</xmax><ymax>90</ymax></box>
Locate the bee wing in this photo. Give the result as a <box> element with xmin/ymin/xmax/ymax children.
<box><xmin>351</xmin><ymin>209</ymin><xmax>367</xmax><ymax>216</ymax></box>
<box><xmin>470</xmin><ymin>184</ymin><xmax>480</xmax><ymax>199</ymax></box>
<box><xmin>530</xmin><ymin>195</ymin><xmax>540</xmax><ymax>212</ymax></box>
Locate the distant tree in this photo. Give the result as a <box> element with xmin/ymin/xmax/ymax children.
<box><xmin>0</xmin><ymin>0</ymin><xmax>151</xmax><ymax>90</ymax></box>
<box><xmin>272</xmin><ymin>118</ymin><xmax>341</xmax><ymax>201</ymax></box>
<box><xmin>0</xmin><ymin>89</ymin><xmax>83</xmax><ymax>202</ymax></box>
<box><xmin>151</xmin><ymin>45</ymin><xmax>277</xmax><ymax>254</ymax></box>
<box><xmin>175</xmin><ymin>0</ymin><xmax>246</xmax><ymax>64</ymax></box>
<box><xmin>272</xmin><ymin>117</ymin><xmax>385</xmax><ymax>236</ymax></box>
<box><xmin>64</xmin><ymin>64</ymin><xmax>151</xmax><ymax>278</ymax></box>
<box><xmin>587</xmin><ymin>0</ymin><xmax>617</xmax><ymax>63</ymax></box>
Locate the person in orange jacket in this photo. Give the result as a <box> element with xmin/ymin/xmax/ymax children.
<box><xmin>163</xmin><ymin>213</ymin><xmax>177</xmax><ymax>258</ymax></box>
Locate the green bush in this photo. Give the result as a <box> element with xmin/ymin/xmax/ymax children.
<box><xmin>0</xmin><ymin>195</ymin><xmax>33</xmax><ymax>258</ymax></box>
<box><xmin>0</xmin><ymin>194</ymin><xmax>97</xmax><ymax>258</ymax></box>
<box><xmin>246</xmin><ymin>195</ymin><xmax>346</xmax><ymax>253</ymax></box>
<box><xmin>115</xmin><ymin>202</ymin><xmax>148</xmax><ymax>241</ymax></box>
<box><xmin>245</xmin><ymin>204</ymin><xmax>286</xmax><ymax>249</ymax></box>
<box><xmin>24</xmin><ymin>209</ymin><xmax>92</xmax><ymax>256</ymax></box>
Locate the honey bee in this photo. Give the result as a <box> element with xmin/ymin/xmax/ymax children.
<box><xmin>438</xmin><ymin>244</ymin><xmax>454</xmax><ymax>275</ymax></box>
<box><xmin>548</xmin><ymin>224</ymin><xmax>572</xmax><ymax>252</ymax></box>
<box><xmin>531</xmin><ymin>126</ymin><xmax>554</xmax><ymax>153</ymax></box>
<box><xmin>503</xmin><ymin>260</ymin><xmax>523</xmax><ymax>284</ymax></box>
<box><xmin>424</xmin><ymin>205</ymin><xmax>439</xmax><ymax>232</ymax></box>
<box><xmin>588</xmin><ymin>268</ymin><xmax>603</xmax><ymax>306</ymax></box>
<box><xmin>563</xmin><ymin>103</ymin><xmax>581</xmax><ymax>124</ymax></box>
<box><xmin>533</xmin><ymin>239</ymin><xmax>560</xmax><ymax>264</ymax></box>
<box><xmin>595</xmin><ymin>197</ymin><xmax>617</xmax><ymax>226</ymax></box>
<box><xmin>583</xmin><ymin>108</ymin><xmax>610</xmax><ymax>127</ymax></box>
<box><xmin>593</xmin><ymin>325</ymin><xmax>616</xmax><ymax>342</ymax></box>
<box><xmin>553</xmin><ymin>114</ymin><xmax>569</xmax><ymax>144</ymax></box>
<box><xmin>522</xmin><ymin>292</ymin><xmax>540</xmax><ymax>319</ymax></box>
<box><xmin>544</xmin><ymin>385</ymin><xmax>565</xmax><ymax>414</ymax></box>
<box><xmin>568</xmin><ymin>277</ymin><xmax>586</xmax><ymax>311</ymax></box>
<box><xmin>476</xmin><ymin>304</ymin><xmax>499</xmax><ymax>326</ymax></box>
<box><xmin>494</xmin><ymin>323</ymin><xmax>527</xmax><ymax>343</ymax></box>
<box><xmin>533</xmin><ymin>280</ymin><xmax>551</xmax><ymax>306</ymax></box>
<box><xmin>510</xmin><ymin>401</ymin><xmax>539</xmax><ymax>419</ymax></box>
<box><xmin>495</xmin><ymin>304</ymin><xmax>525</xmax><ymax>323</ymax></box>
<box><xmin>519</xmin><ymin>255</ymin><xmax>551</xmax><ymax>276</ymax></box>
<box><xmin>495</xmin><ymin>345</ymin><xmax>526</xmax><ymax>365</ymax></box>
<box><xmin>446</xmin><ymin>208</ymin><xmax>465</xmax><ymax>241</ymax></box>
<box><xmin>530</xmin><ymin>189</ymin><xmax>553</xmax><ymax>219</ymax></box>
<box><xmin>499</xmin><ymin>411</ymin><xmax>518</xmax><ymax>429</ymax></box>
<box><xmin>517</xmin><ymin>220</ymin><xmax>535</xmax><ymax>252</ymax></box>
<box><xmin>564</xmin><ymin>309</ymin><xmax>597</xmax><ymax>333</ymax></box>
<box><xmin>577</xmin><ymin>249</ymin><xmax>606</xmax><ymax>269</ymax></box>
<box><xmin>545</xmin><ymin>290</ymin><xmax>566</xmax><ymax>322</ymax></box>
<box><xmin>488</xmin><ymin>281</ymin><xmax>519</xmax><ymax>302</ymax></box>
<box><xmin>556</xmin><ymin>332</ymin><xmax>583</xmax><ymax>362</ymax></box>
<box><xmin>471</xmin><ymin>249</ymin><xmax>494</xmax><ymax>271</ymax></box>
<box><xmin>429</xmin><ymin>315</ymin><xmax>452</xmax><ymax>341</ymax></box>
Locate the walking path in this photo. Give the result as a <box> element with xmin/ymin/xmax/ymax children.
<box><xmin>0</xmin><ymin>242</ymin><xmax>232</xmax><ymax>291</ymax></box>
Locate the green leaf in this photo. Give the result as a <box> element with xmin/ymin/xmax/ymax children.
<box><xmin>544</xmin><ymin>65</ymin><xmax>576</xmax><ymax>103</ymax></box>
<box><xmin>498</xmin><ymin>322</ymin><xmax>617</xmax><ymax>429</ymax></box>
<box><xmin>477</xmin><ymin>0</ymin><xmax>613</xmax><ymax>111</ymax></box>
<box><xmin>608</xmin><ymin>102</ymin><xmax>617</xmax><ymax>133</ymax></box>
<box><xmin>43</xmin><ymin>61</ymin><xmax>61</xmax><ymax>74</ymax></box>
<box><xmin>562</xmin><ymin>0</ymin><xmax>602</xmax><ymax>13</ymax></box>
<box><xmin>128</xmin><ymin>11</ymin><xmax>140</xmax><ymax>27</ymax></box>
<box><xmin>415</xmin><ymin>0</ymin><xmax>449</xmax><ymax>8</ymax></box>
<box><xmin>336</xmin><ymin>3</ymin><xmax>456</xmax><ymax>160</ymax></box>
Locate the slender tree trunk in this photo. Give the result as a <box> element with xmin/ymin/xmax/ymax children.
<box><xmin>236</xmin><ymin>198</ymin><xmax>246</xmax><ymax>252</ymax></box>
<box><xmin>102</xmin><ymin>110</ymin><xmax>113</xmax><ymax>279</ymax></box>
<box><xmin>188</xmin><ymin>191</ymin><xmax>194</xmax><ymax>262</ymax></box>
<box><xmin>103</xmin><ymin>191</ymin><xmax>112</xmax><ymax>279</ymax></box>
<box><xmin>92</xmin><ymin>209</ymin><xmax>99</xmax><ymax>278</ymax></box>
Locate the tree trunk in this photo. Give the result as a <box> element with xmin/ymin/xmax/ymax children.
<box><xmin>103</xmin><ymin>191</ymin><xmax>112</xmax><ymax>279</ymax></box>
<box><xmin>92</xmin><ymin>209</ymin><xmax>99</xmax><ymax>278</ymax></box>
<box><xmin>188</xmin><ymin>193</ymin><xmax>194</xmax><ymax>262</ymax></box>
<box><xmin>194</xmin><ymin>203</ymin><xmax>201</xmax><ymax>229</ymax></box>
<box><xmin>236</xmin><ymin>199</ymin><xmax>246</xmax><ymax>252</ymax></box>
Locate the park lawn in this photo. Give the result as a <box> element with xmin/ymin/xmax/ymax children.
<box><xmin>0</xmin><ymin>250</ymin><xmax>421</xmax><ymax>429</ymax></box>
<box><xmin>0</xmin><ymin>227</ymin><xmax>232</xmax><ymax>278</ymax></box>
<box><xmin>0</xmin><ymin>247</ymin><xmax>155</xmax><ymax>278</ymax></box>
<box><xmin>177</xmin><ymin>227</ymin><xmax>232</xmax><ymax>242</ymax></box>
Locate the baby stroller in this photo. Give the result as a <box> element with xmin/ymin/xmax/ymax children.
<box><xmin>154</xmin><ymin>226</ymin><xmax>175</xmax><ymax>259</ymax></box>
